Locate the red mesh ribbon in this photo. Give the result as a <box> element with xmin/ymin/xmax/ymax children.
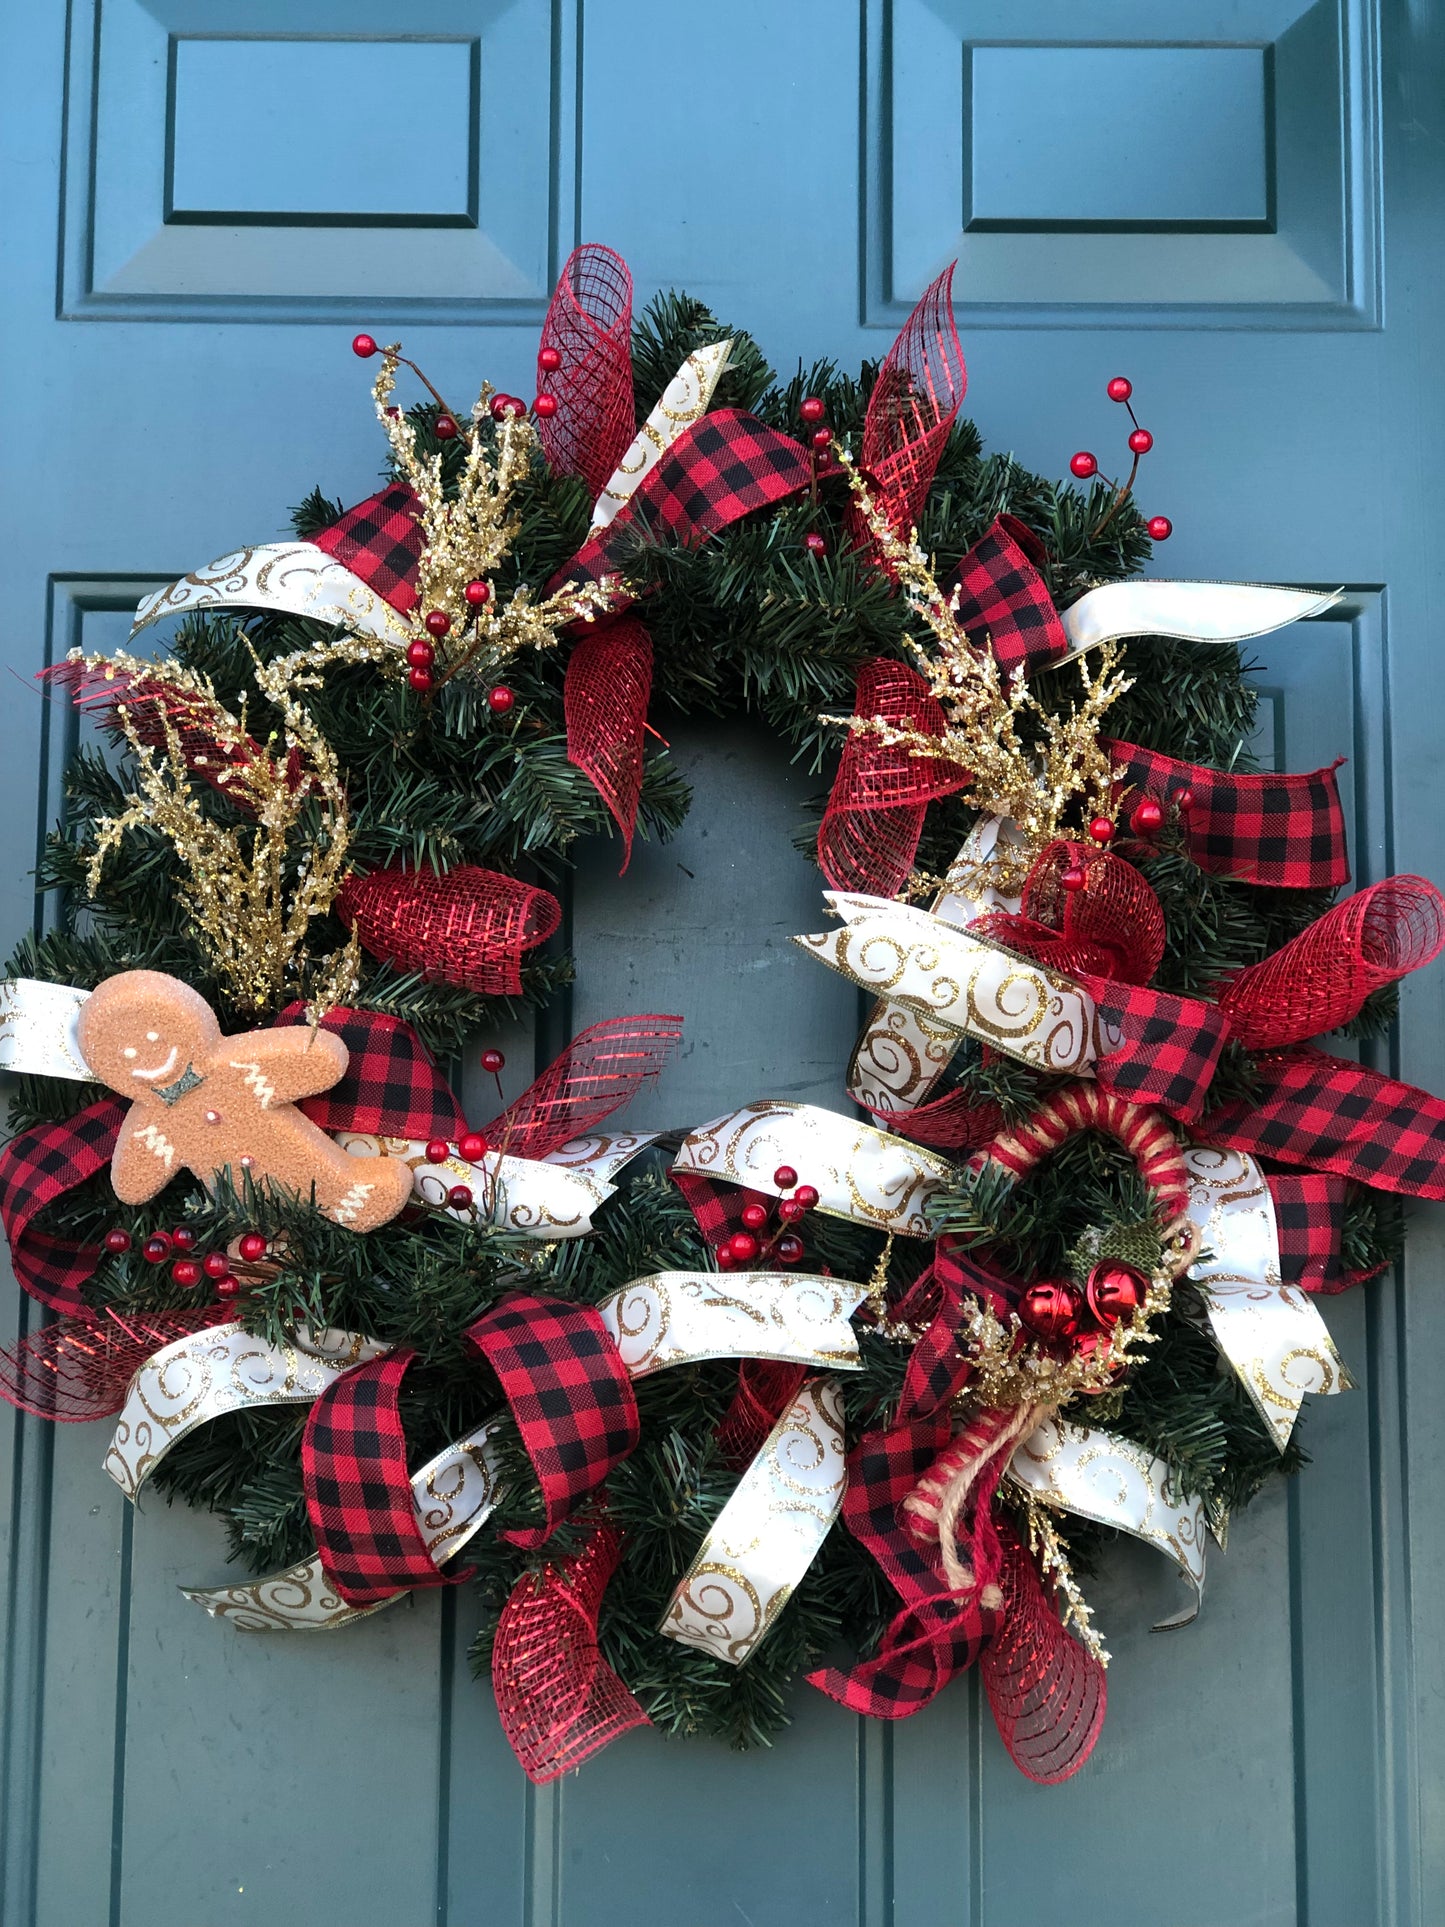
<box><xmin>864</xmin><ymin>1087</ymin><xmax>1007</xmax><ymax>1152</ymax></box>
<box><xmin>274</xmin><ymin>1003</ymin><xmax>466</xmax><ymax>1141</ymax></box>
<box><xmin>981</xmin><ymin>1524</ymin><xmax>1107</xmax><ymax>1784</ymax></box>
<box><xmin>491</xmin><ymin>1523</ymin><xmax>650</xmax><ymax>1782</ymax></box>
<box><xmin>817</xmin><ymin>659</ymin><xmax>969</xmax><ymax>895</ymax></box>
<box><xmin>479</xmin><ymin>1013</ymin><xmax>681</xmax><ymax>1160</ymax></box>
<box><xmin>1203</xmin><ymin>1046</ymin><xmax>1445</xmax><ymax>1200</ymax></box>
<box><xmin>465</xmin><ymin>1294</ymin><xmax>640</xmax><ymax>1548</ymax></box>
<box><xmin>0</xmin><ymin>1303</ymin><xmax>229</xmax><ymax>1421</ymax></box>
<box><xmin>337</xmin><ymin>864</ymin><xmax>561</xmax><ymax>998</ymax></box>
<box><xmin>311</xmin><ymin>479</ymin><xmax>426</xmax><ymax>614</ymax></box>
<box><xmin>947</xmin><ymin>517</ymin><xmax>1068</xmax><ymax>680</ymax></box>
<box><xmin>977</xmin><ymin>841</ymin><xmax>1165</xmax><ymax>985</ymax></box>
<box><xmin>46</xmin><ymin>659</ymin><xmax>276</xmax><ymax>805</ymax></box>
<box><xmin>563</xmin><ymin>615</ymin><xmax>653</xmax><ymax>870</ymax></box>
<box><xmin>715</xmin><ymin>1360</ymin><xmax>809</xmax><ymax>1470</ymax></box>
<box><xmin>857</xmin><ymin>264</ymin><xmax>966</xmax><ymax>540</ymax></box>
<box><xmin>536</xmin><ymin>245</ymin><xmax>637</xmax><ymax>498</ymax></box>
<box><xmin>0</xmin><ymin>1097</ymin><xmax>127</xmax><ymax>1312</ymax></box>
<box><xmin>1216</xmin><ymin>876</ymin><xmax>1445</xmax><ymax>1049</ymax></box>
<box><xmin>1103</xmin><ymin>738</ymin><xmax>1350</xmax><ymax>889</ymax></box>
<box><xmin>302</xmin><ymin>1349</ymin><xmax>466</xmax><ymax>1607</ymax></box>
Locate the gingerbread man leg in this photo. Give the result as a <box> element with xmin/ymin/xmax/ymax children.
<box><xmin>304</xmin><ymin>1134</ymin><xmax>416</xmax><ymax>1232</ymax></box>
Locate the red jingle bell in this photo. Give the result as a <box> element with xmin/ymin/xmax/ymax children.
<box><xmin>1018</xmin><ymin>1279</ymin><xmax>1081</xmax><ymax>1342</ymax></box>
<box><xmin>1086</xmin><ymin>1261</ymin><xmax>1147</xmax><ymax>1326</ymax></box>
<box><xmin>1130</xmin><ymin>797</ymin><xmax>1164</xmax><ymax>837</ymax></box>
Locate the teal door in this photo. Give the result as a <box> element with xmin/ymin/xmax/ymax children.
<box><xmin>3</xmin><ymin>3</ymin><xmax>1442</xmax><ymax>1922</ymax></box>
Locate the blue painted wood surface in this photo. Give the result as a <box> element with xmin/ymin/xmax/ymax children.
<box><xmin>2</xmin><ymin>3</ymin><xmax>1442</xmax><ymax>1922</ymax></box>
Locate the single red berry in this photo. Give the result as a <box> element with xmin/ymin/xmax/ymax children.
<box><xmin>794</xmin><ymin>1183</ymin><xmax>820</xmax><ymax>1211</ymax></box>
<box><xmin>424</xmin><ymin>609</ymin><xmax>451</xmax><ymax>638</ymax></box>
<box><xmin>464</xmin><ymin>579</ymin><xmax>491</xmax><ymax>606</ymax></box>
<box><xmin>424</xmin><ymin>1138</ymin><xmax>451</xmax><ymax>1164</ymax></box>
<box><xmin>728</xmin><ymin>1232</ymin><xmax>760</xmax><ymax>1263</ymax></box>
<box><xmin>480</xmin><ymin>1048</ymin><xmax>505</xmax><ymax>1074</ymax></box>
<box><xmin>1128</xmin><ymin>428</ymin><xmax>1153</xmax><ymax>454</ymax></box>
<box><xmin>1060</xmin><ymin>865</ymin><xmax>1087</xmax><ymax>892</ymax></box>
<box><xmin>171</xmin><ymin>1225</ymin><xmax>198</xmax><ymax>1251</ymax></box>
<box><xmin>810</xmin><ymin>426</ymin><xmax>832</xmax><ymax>452</ymax></box>
<box><xmin>203</xmin><ymin>1251</ymin><xmax>230</xmax><ymax>1280</ymax></box>
<box><xmin>352</xmin><ymin>333</ymin><xmax>378</xmax><ymax>359</ymax></box>
<box><xmin>104</xmin><ymin>1227</ymin><xmax>132</xmax><ymax>1255</ymax></box>
<box><xmin>777</xmin><ymin>1233</ymin><xmax>805</xmax><ymax>1265</ymax></box>
<box><xmin>799</xmin><ymin>396</ymin><xmax>826</xmax><ymax>424</ymax></box>
<box><xmin>214</xmin><ymin>1275</ymin><xmax>240</xmax><ymax>1301</ymax></box>
<box><xmin>447</xmin><ymin>1184</ymin><xmax>474</xmax><ymax>1211</ymax></box>
<box><xmin>1147</xmin><ymin>515</ymin><xmax>1173</xmax><ymax>541</ymax></box>
<box><xmin>172</xmin><ymin>1258</ymin><xmax>202</xmax><ymax>1288</ymax></box>
<box><xmin>385</xmin><ymin>405</ymin><xmax>400</xmax><ymax>418</ymax></box>
<box><xmin>237</xmin><ymin>1232</ymin><xmax>268</xmax><ymax>1263</ymax></box>
<box><xmin>740</xmin><ymin>1202</ymin><xmax>769</xmax><ymax>1231</ymax></box>
<box><xmin>538</xmin><ymin>345</ymin><xmax>562</xmax><ymax>373</ymax></box>
<box><xmin>532</xmin><ymin>393</ymin><xmax>558</xmax><ymax>419</ymax></box>
<box><xmin>716</xmin><ymin>1245</ymin><xmax>738</xmax><ymax>1270</ymax></box>
<box><xmin>458</xmin><ymin>1131</ymin><xmax>490</xmax><ymax>1162</ymax></box>
<box><xmin>778</xmin><ymin>1197</ymin><xmax>804</xmax><ymax>1223</ymax></box>
<box><xmin>1175</xmin><ymin>786</ymin><xmax>1195</xmax><ymax>816</ymax></box>
<box><xmin>1070</xmin><ymin>451</ymin><xmax>1098</xmax><ymax>479</ymax></box>
<box><xmin>1088</xmin><ymin>816</ymin><xmax>1115</xmax><ymax>845</ymax></box>
<box><xmin>142</xmin><ymin>1235</ymin><xmax>171</xmax><ymax>1264</ymax></box>
<box><xmin>804</xmin><ymin>532</ymin><xmax>827</xmax><ymax>558</ymax></box>
<box><xmin>487</xmin><ymin>686</ymin><xmax>515</xmax><ymax>715</ymax></box>
<box><xmin>774</xmin><ymin>1165</ymin><xmax>798</xmax><ymax>1189</ymax></box>
<box><xmin>1107</xmin><ymin>376</ymin><xmax>1132</xmax><ymax>402</ymax></box>
<box><xmin>408</xmin><ymin>667</ymin><xmax>433</xmax><ymax>693</ymax></box>
<box><xmin>1130</xmin><ymin>797</ymin><xmax>1164</xmax><ymax>837</ymax></box>
<box><xmin>406</xmin><ymin>639</ymin><xmax>435</xmax><ymax>669</ymax></box>
<box><xmin>433</xmin><ymin>413</ymin><xmax>459</xmax><ymax>441</ymax></box>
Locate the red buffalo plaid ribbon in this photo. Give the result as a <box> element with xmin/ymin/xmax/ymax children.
<box><xmin>302</xmin><ymin>1349</ymin><xmax>464</xmax><ymax>1607</ymax></box>
<box><xmin>274</xmin><ymin>1003</ymin><xmax>466</xmax><ymax>1140</ymax></box>
<box><xmin>1203</xmin><ymin>1045</ymin><xmax>1445</xmax><ymax>1201</ymax></box>
<box><xmin>948</xmin><ymin>516</ymin><xmax>1068</xmax><ymax>679</ymax></box>
<box><xmin>311</xmin><ymin>478</ymin><xmax>425</xmax><ymax>614</ymax></box>
<box><xmin>1104</xmin><ymin>738</ymin><xmax>1350</xmax><ymax>889</ymax></box>
<box><xmin>1264</xmin><ymin>1170</ymin><xmax>1389</xmax><ymax>1291</ymax></box>
<box><xmin>465</xmin><ymin>1294</ymin><xmax>640</xmax><ymax>1548</ymax></box>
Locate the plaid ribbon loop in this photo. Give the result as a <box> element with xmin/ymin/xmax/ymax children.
<box><xmin>948</xmin><ymin>516</ymin><xmax>1069</xmax><ymax>679</ymax></box>
<box><xmin>275</xmin><ymin>1003</ymin><xmax>466</xmax><ymax>1141</ymax></box>
<box><xmin>465</xmin><ymin>1294</ymin><xmax>640</xmax><ymax>1548</ymax></box>
<box><xmin>311</xmin><ymin>479</ymin><xmax>425</xmax><ymax>615</ymax></box>
<box><xmin>302</xmin><ymin>1349</ymin><xmax>463</xmax><ymax>1607</ymax></box>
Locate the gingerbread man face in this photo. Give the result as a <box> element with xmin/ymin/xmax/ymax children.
<box><xmin>77</xmin><ymin>970</ymin><xmax>414</xmax><ymax>1234</ymax></box>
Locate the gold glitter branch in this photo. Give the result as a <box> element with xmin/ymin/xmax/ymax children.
<box><xmin>371</xmin><ymin>348</ymin><xmax>614</xmax><ymax>682</ymax></box>
<box><xmin>1024</xmin><ymin>1499</ymin><xmax>1110</xmax><ymax>1666</ymax></box>
<box><xmin>80</xmin><ymin>650</ymin><xmax>358</xmax><ymax>1016</ymax></box>
<box><xmin>826</xmin><ymin>449</ymin><xmax>1132</xmax><ymax>874</ymax></box>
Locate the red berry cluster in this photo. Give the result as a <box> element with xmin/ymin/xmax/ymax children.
<box><xmin>798</xmin><ymin>395</ymin><xmax>832</xmax><ymax>556</ymax></box>
<box><xmin>1071</xmin><ymin>376</ymin><xmax>1172</xmax><ymax>542</ymax></box>
<box><xmin>102</xmin><ymin>1223</ymin><xmax>275</xmax><ymax>1301</ymax></box>
<box><xmin>715</xmin><ymin>1166</ymin><xmax>820</xmax><ymax>1270</ymax></box>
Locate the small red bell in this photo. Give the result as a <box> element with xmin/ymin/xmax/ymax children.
<box><xmin>1018</xmin><ymin>1280</ymin><xmax>1081</xmax><ymax>1342</ymax></box>
<box><xmin>1085</xmin><ymin>1260</ymin><xmax>1147</xmax><ymax>1325</ymax></box>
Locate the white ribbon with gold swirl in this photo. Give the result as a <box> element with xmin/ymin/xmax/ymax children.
<box><xmin>0</xmin><ymin>977</ymin><xmax>92</xmax><ymax>1080</ymax></box>
<box><xmin>847</xmin><ymin>817</ymin><xmax>1025</xmax><ymax>1118</ymax></box>
<box><xmin>597</xmin><ymin>1271</ymin><xmax>866</xmax><ymax>1375</ymax></box>
<box><xmin>798</xmin><ymin>892</ymin><xmax>1117</xmax><ymax>1078</ymax></box>
<box><xmin>1009</xmin><ymin>1415</ymin><xmax>1208</xmax><ymax>1622</ymax></box>
<box><xmin>103</xmin><ymin>1323</ymin><xmax>391</xmax><ymax>1500</ymax></box>
<box><xmin>333</xmin><ymin>1130</ymin><xmax>659</xmax><ymax>1237</ymax></box>
<box><xmin>1179</xmin><ymin>1144</ymin><xmax>1352</xmax><ymax>1450</ymax></box>
<box><xmin>183</xmin><ymin>1420</ymin><xmax>507</xmax><ymax>1632</ymax></box>
<box><xmin>660</xmin><ymin>1377</ymin><xmax>847</xmax><ymax>1665</ymax></box>
<box><xmin>673</xmin><ymin>1099</ymin><xmax>955</xmax><ymax>1237</ymax></box>
<box><xmin>1059</xmin><ymin>581</ymin><xmax>1342</xmax><ymax>662</ymax></box>
<box><xmin>130</xmin><ymin>544</ymin><xmax>414</xmax><ymax>647</ymax></box>
<box><xmin>590</xmin><ymin>340</ymin><xmax>733</xmax><ymax>530</ymax></box>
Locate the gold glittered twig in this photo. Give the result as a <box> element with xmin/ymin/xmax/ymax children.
<box><xmin>1025</xmin><ymin>1498</ymin><xmax>1110</xmax><ymax>1666</ymax></box>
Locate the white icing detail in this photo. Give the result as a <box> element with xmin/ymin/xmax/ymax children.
<box><xmin>330</xmin><ymin>1181</ymin><xmax>376</xmax><ymax>1226</ymax></box>
<box><xmin>131</xmin><ymin>1045</ymin><xmax>179</xmax><ymax>1083</ymax></box>
<box><xmin>133</xmin><ymin>1123</ymin><xmax>175</xmax><ymax>1170</ymax></box>
<box><xmin>229</xmin><ymin>1059</ymin><xmax>277</xmax><ymax>1107</ymax></box>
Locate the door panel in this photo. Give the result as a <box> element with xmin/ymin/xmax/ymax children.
<box><xmin>3</xmin><ymin>3</ymin><xmax>1441</xmax><ymax>1923</ymax></box>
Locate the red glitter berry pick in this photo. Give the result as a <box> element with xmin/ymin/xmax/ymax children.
<box><xmin>804</xmin><ymin>532</ymin><xmax>827</xmax><ymax>557</ymax></box>
<box><xmin>458</xmin><ymin>1131</ymin><xmax>491</xmax><ymax>1162</ymax></box>
<box><xmin>777</xmin><ymin>1234</ymin><xmax>805</xmax><ymax>1265</ymax></box>
<box><xmin>1107</xmin><ymin>376</ymin><xmax>1132</xmax><ymax>402</ymax></box>
<box><xmin>171</xmin><ymin>1225</ymin><xmax>198</xmax><ymax>1251</ymax></box>
<box><xmin>1070</xmin><ymin>451</ymin><xmax>1098</xmax><ymax>478</ymax></box>
<box><xmin>172</xmin><ymin>1259</ymin><xmax>202</xmax><ymax>1288</ymax></box>
<box><xmin>774</xmin><ymin>1165</ymin><xmax>798</xmax><ymax>1190</ymax></box>
<box><xmin>810</xmin><ymin>427</ymin><xmax>832</xmax><ymax>452</ymax></box>
<box><xmin>352</xmin><ymin>333</ymin><xmax>378</xmax><ymax>359</ymax></box>
<box><xmin>425</xmin><ymin>1138</ymin><xmax>451</xmax><ymax>1164</ymax></box>
<box><xmin>1147</xmin><ymin>515</ymin><xmax>1173</xmax><ymax>541</ymax></box>
<box><xmin>464</xmin><ymin>579</ymin><xmax>491</xmax><ymax>606</ymax></box>
<box><xmin>778</xmin><ymin>1197</ymin><xmax>804</xmax><ymax>1223</ymax></box>
<box><xmin>1175</xmin><ymin>786</ymin><xmax>1195</xmax><ymax>816</ymax></box>
<box><xmin>532</xmin><ymin>394</ymin><xmax>558</xmax><ymax>419</ymax></box>
<box><xmin>215</xmin><ymin>1275</ymin><xmax>240</xmax><ymax>1301</ymax></box>
<box><xmin>447</xmin><ymin>1184</ymin><xmax>474</xmax><ymax>1211</ymax></box>
<box><xmin>740</xmin><ymin>1202</ymin><xmax>769</xmax><ymax>1231</ymax></box>
<box><xmin>1060</xmin><ymin>865</ymin><xmax>1087</xmax><ymax>893</ymax></box>
<box><xmin>408</xmin><ymin>668</ymin><xmax>433</xmax><ymax>693</ymax></box>
<box><xmin>487</xmin><ymin>686</ymin><xmax>515</xmax><ymax>715</ymax></box>
<box><xmin>729</xmin><ymin>1232</ymin><xmax>760</xmax><ymax>1263</ymax></box>
<box><xmin>406</xmin><ymin>639</ymin><xmax>435</xmax><ymax>669</ymax></box>
<box><xmin>794</xmin><ymin>1184</ymin><xmax>820</xmax><ymax>1211</ymax></box>
<box><xmin>143</xmin><ymin>1234</ymin><xmax>172</xmax><ymax>1263</ymax></box>
<box><xmin>424</xmin><ymin>609</ymin><xmax>451</xmax><ymax>638</ymax></box>
<box><xmin>716</xmin><ymin>1246</ymin><xmax>738</xmax><ymax>1270</ymax></box>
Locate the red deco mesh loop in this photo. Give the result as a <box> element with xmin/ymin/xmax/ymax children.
<box><xmin>716</xmin><ymin>1360</ymin><xmax>810</xmax><ymax>1470</ymax></box>
<box><xmin>981</xmin><ymin>1525</ymin><xmax>1107</xmax><ymax>1784</ymax></box>
<box><xmin>858</xmin><ymin>264</ymin><xmax>966</xmax><ymax>540</ymax></box>
<box><xmin>336</xmin><ymin>864</ymin><xmax>561</xmax><ymax>998</ymax></box>
<box><xmin>563</xmin><ymin>615</ymin><xmax>653</xmax><ymax>869</ymax></box>
<box><xmin>1014</xmin><ymin>842</ymin><xmax>1166</xmax><ymax>985</ymax></box>
<box><xmin>536</xmin><ymin>244</ymin><xmax>637</xmax><ymax>498</ymax></box>
<box><xmin>491</xmin><ymin>1524</ymin><xmax>651</xmax><ymax>1783</ymax></box>
<box><xmin>481</xmin><ymin>1013</ymin><xmax>683</xmax><ymax>1160</ymax></box>
<box><xmin>818</xmin><ymin>659</ymin><xmax>969</xmax><ymax>895</ymax></box>
<box><xmin>0</xmin><ymin>1304</ymin><xmax>230</xmax><ymax>1422</ymax></box>
<box><xmin>1217</xmin><ymin>875</ymin><xmax>1445</xmax><ymax>1050</ymax></box>
<box><xmin>860</xmin><ymin>1085</ymin><xmax>1006</xmax><ymax>1152</ymax></box>
<box><xmin>971</xmin><ymin>1081</ymin><xmax>1190</xmax><ymax>1224</ymax></box>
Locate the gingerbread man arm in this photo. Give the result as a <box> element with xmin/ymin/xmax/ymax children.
<box><xmin>112</xmin><ymin>1111</ymin><xmax>183</xmax><ymax>1203</ymax></box>
<box><xmin>206</xmin><ymin>1027</ymin><xmax>350</xmax><ymax>1108</ymax></box>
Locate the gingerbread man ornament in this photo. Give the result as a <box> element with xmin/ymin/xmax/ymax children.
<box><xmin>76</xmin><ymin>971</ymin><xmax>414</xmax><ymax>1233</ymax></box>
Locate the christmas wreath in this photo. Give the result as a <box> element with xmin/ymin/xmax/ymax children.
<box><xmin>2</xmin><ymin>247</ymin><xmax>1443</xmax><ymax>1786</ymax></box>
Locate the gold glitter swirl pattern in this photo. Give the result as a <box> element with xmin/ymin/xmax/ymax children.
<box><xmin>131</xmin><ymin>543</ymin><xmax>414</xmax><ymax>648</ymax></box>
<box><xmin>596</xmin><ymin>1272</ymin><xmax>866</xmax><ymax>1377</ymax></box>
<box><xmin>590</xmin><ymin>340</ymin><xmax>733</xmax><ymax>530</ymax></box>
